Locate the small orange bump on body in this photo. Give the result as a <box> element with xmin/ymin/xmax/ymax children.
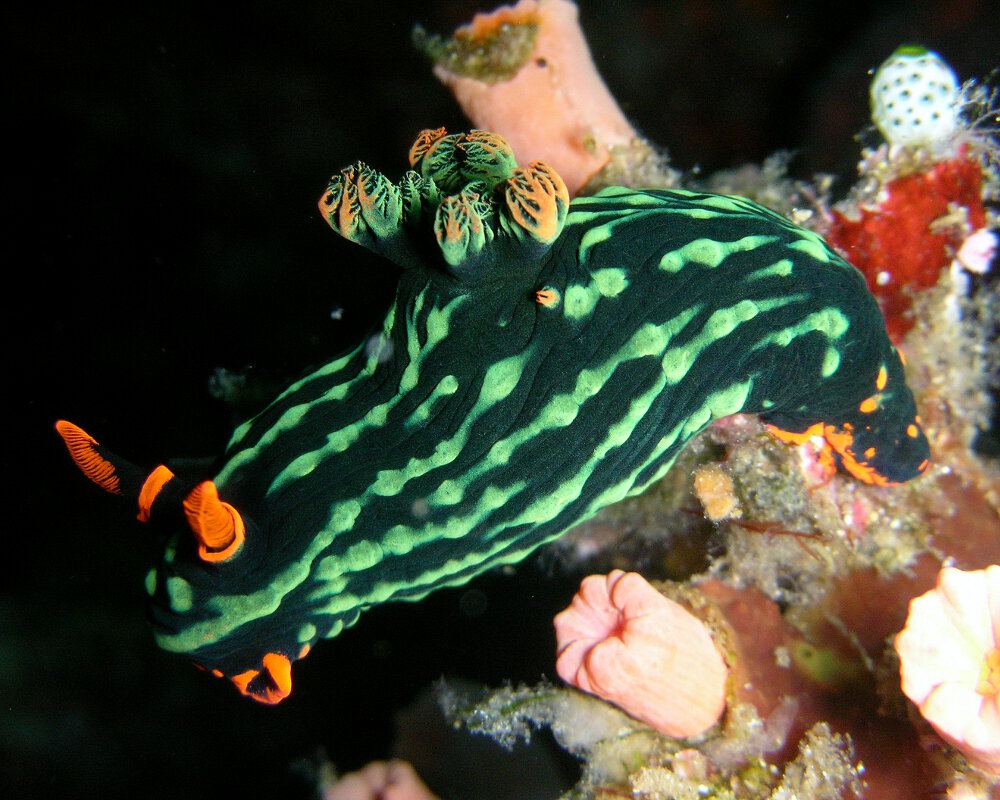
<box><xmin>864</xmin><ymin>447</ymin><xmax>877</xmax><ymax>460</ymax></box>
<box><xmin>876</xmin><ymin>366</ymin><xmax>888</xmax><ymax>391</ymax></box>
<box><xmin>907</xmin><ymin>424</ymin><xmax>920</xmax><ymax>438</ymax></box>
<box><xmin>535</xmin><ymin>287</ymin><xmax>559</xmax><ymax>307</ymax></box>
<box><xmin>859</xmin><ymin>396</ymin><xmax>879</xmax><ymax>414</ymax></box>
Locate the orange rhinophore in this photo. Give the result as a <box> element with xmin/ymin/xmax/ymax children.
<box><xmin>55</xmin><ymin>420</ymin><xmax>123</xmax><ymax>495</ymax></box>
<box><xmin>183</xmin><ymin>481</ymin><xmax>245</xmax><ymax>563</ymax></box>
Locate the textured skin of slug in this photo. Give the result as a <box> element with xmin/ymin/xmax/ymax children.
<box><xmin>56</xmin><ymin>129</ymin><xmax>929</xmax><ymax>703</ymax></box>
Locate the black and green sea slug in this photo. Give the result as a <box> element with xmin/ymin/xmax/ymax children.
<box><xmin>57</xmin><ymin>128</ymin><xmax>929</xmax><ymax>703</ymax></box>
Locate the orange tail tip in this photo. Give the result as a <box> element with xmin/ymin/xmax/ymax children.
<box><xmin>55</xmin><ymin>419</ymin><xmax>123</xmax><ymax>495</ymax></box>
<box><xmin>182</xmin><ymin>480</ymin><xmax>246</xmax><ymax>562</ymax></box>
<box><xmin>231</xmin><ymin>652</ymin><xmax>293</xmax><ymax>704</ymax></box>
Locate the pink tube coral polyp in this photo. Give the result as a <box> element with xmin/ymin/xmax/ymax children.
<box><xmin>894</xmin><ymin>565</ymin><xmax>1000</xmax><ymax>775</ymax></box>
<box><xmin>554</xmin><ymin>570</ymin><xmax>729</xmax><ymax>738</ymax></box>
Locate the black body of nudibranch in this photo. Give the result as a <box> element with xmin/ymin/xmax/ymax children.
<box><xmin>56</xmin><ymin>128</ymin><xmax>929</xmax><ymax>703</ymax></box>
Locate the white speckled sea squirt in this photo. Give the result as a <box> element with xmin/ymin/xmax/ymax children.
<box><xmin>56</xmin><ymin>128</ymin><xmax>929</xmax><ymax>703</ymax></box>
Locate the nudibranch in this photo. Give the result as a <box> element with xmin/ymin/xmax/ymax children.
<box><xmin>56</xmin><ymin>128</ymin><xmax>929</xmax><ymax>704</ymax></box>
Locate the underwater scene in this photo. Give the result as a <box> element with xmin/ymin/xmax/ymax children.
<box><xmin>8</xmin><ymin>1</ymin><xmax>1000</xmax><ymax>798</ymax></box>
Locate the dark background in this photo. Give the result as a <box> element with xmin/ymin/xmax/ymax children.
<box><xmin>6</xmin><ymin>2</ymin><xmax>999</xmax><ymax>798</ymax></box>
